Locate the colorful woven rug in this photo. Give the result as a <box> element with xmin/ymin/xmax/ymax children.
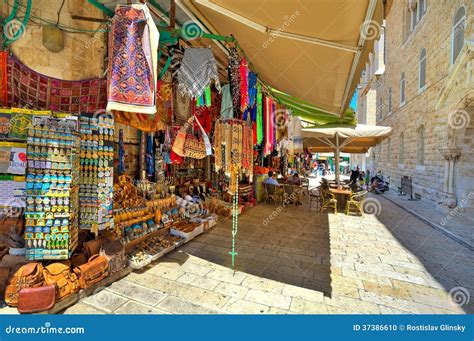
<box><xmin>6</xmin><ymin>54</ymin><xmax>107</xmax><ymax>113</ymax></box>
<box><xmin>107</xmin><ymin>4</ymin><xmax>159</xmax><ymax>114</ymax></box>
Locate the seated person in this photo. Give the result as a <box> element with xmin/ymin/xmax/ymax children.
<box><xmin>287</xmin><ymin>173</ymin><xmax>302</xmax><ymax>185</ymax></box>
<box><xmin>263</xmin><ymin>171</ymin><xmax>280</xmax><ymax>186</ymax></box>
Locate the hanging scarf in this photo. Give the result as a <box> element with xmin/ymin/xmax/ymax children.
<box><xmin>177</xmin><ymin>48</ymin><xmax>221</xmax><ymax>99</ymax></box>
<box><xmin>107</xmin><ymin>4</ymin><xmax>159</xmax><ymax>114</ymax></box>
<box><xmin>263</xmin><ymin>97</ymin><xmax>273</xmax><ymax>156</ymax></box>
<box><xmin>256</xmin><ymin>83</ymin><xmax>263</xmax><ymax>144</ymax></box>
<box><xmin>239</xmin><ymin>58</ymin><xmax>249</xmax><ymax>113</ymax></box>
<box><xmin>174</xmin><ymin>91</ymin><xmax>191</xmax><ymax>125</ymax></box>
<box><xmin>227</xmin><ymin>48</ymin><xmax>241</xmax><ymax>118</ymax></box>
<box><xmin>220</xmin><ymin>84</ymin><xmax>234</xmax><ymax>119</ymax></box>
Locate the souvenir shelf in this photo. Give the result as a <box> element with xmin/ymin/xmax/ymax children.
<box><xmin>24</xmin><ymin>118</ymin><xmax>80</xmax><ymax>260</ymax></box>
<box><xmin>78</xmin><ymin>114</ymin><xmax>114</xmax><ymax>233</ymax></box>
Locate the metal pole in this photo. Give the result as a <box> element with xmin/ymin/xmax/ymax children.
<box><xmin>335</xmin><ymin>133</ymin><xmax>340</xmax><ymax>187</ymax></box>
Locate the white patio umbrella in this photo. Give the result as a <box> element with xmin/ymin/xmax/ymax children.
<box><xmin>302</xmin><ymin>124</ymin><xmax>392</xmax><ymax>185</ymax></box>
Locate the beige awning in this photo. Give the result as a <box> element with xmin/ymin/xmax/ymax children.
<box><xmin>181</xmin><ymin>0</ymin><xmax>384</xmax><ymax>117</ymax></box>
<box><xmin>302</xmin><ymin>124</ymin><xmax>391</xmax><ymax>184</ymax></box>
<box><xmin>303</xmin><ymin>124</ymin><xmax>392</xmax><ymax>153</ymax></box>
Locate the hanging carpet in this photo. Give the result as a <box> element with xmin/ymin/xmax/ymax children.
<box><xmin>107</xmin><ymin>3</ymin><xmax>159</xmax><ymax>114</ymax></box>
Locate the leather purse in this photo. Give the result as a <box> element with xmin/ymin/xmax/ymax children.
<box><xmin>17</xmin><ymin>285</ymin><xmax>56</xmax><ymax>314</ymax></box>
<box><xmin>5</xmin><ymin>263</ymin><xmax>44</xmax><ymax>307</ymax></box>
<box><xmin>73</xmin><ymin>255</ymin><xmax>109</xmax><ymax>289</ymax></box>
<box><xmin>100</xmin><ymin>240</ymin><xmax>126</xmax><ymax>275</ymax></box>
<box><xmin>43</xmin><ymin>263</ymin><xmax>80</xmax><ymax>300</ymax></box>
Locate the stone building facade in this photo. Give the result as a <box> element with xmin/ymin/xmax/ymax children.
<box><xmin>371</xmin><ymin>0</ymin><xmax>473</xmax><ymax>212</ymax></box>
<box><xmin>1</xmin><ymin>0</ymin><xmax>107</xmax><ymax>79</ymax></box>
<box><xmin>351</xmin><ymin>26</ymin><xmax>385</xmax><ymax>172</ymax></box>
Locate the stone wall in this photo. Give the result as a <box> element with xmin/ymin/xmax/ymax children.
<box><xmin>1</xmin><ymin>0</ymin><xmax>107</xmax><ymax>80</ymax></box>
<box><xmin>373</xmin><ymin>0</ymin><xmax>474</xmax><ymax>210</ymax></box>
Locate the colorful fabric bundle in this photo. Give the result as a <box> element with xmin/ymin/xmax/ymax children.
<box><xmin>177</xmin><ymin>48</ymin><xmax>221</xmax><ymax>99</ymax></box>
<box><xmin>220</xmin><ymin>84</ymin><xmax>234</xmax><ymax>119</ymax></box>
<box><xmin>196</xmin><ymin>86</ymin><xmax>211</xmax><ymax>107</ymax></box>
<box><xmin>107</xmin><ymin>4</ymin><xmax>159</xmax><ymax>114</ymax></box>
<box><xmin>239</xmin><ymin>58</ymin><xmax>249</xmax><ymax>113</ymax></box>
<box><xmin>256</xmin><ymin>83</ymin><xmax>263</xmax><ymax>144</ymax></box>
<box><xmin>7</xmin><ymin>54</ymin><xmax>107</xmax><ymax>112</ymax></box>
<box><xmin>227</xmin><ymin>48</ymin><xmax>241</xmax><ymax>118</ymax></box>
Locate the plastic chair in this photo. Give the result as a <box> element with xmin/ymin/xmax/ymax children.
<box><xmin>345</xmin><ymin>190</ymin><xmax>367</xmax><ymax>216</ymax></box>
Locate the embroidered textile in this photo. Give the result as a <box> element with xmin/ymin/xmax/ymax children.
<box><xmin>7</xmin><ymin>54</ymin><xmax>106</xmax><ymax>112</ymax></box>
<box><xmin>174</xmin><ymin>91</ymin><xmax>191</xmax><ymax>125</ymax></box>
<box><xmin>227</xmin><ymin>48</ymin><xmax>241</xmax><ymax>118</ymax></box>
<box><xmin>107</xmin><ymin>4</ymin><xmax>159</xmax><ymax>114</ymax></box>
<box><xmin>177</xmin><ymin>48</ymin><xmax>221</xmax><ymax>99</ymax></box>
<box><xmin>114</xmin><ymin>111</ymin><xmax>165</xmax><ymax>132</ymax></box>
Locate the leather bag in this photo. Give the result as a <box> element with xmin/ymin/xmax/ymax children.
<box><xmin>5</xmin><ymin>262</ymin><xmax>44</xmax><ymax>307</ymax></box>
<box><xmin>83</xmin><ymin>239</ymin><xmax>103</xmax><ymax>259</ymax></box>
<box><xmin>99</xmin><ymin>240</ymin><xmax>126</xmax><ymax>275</ymax></box>
<box><xmin>0</xmin><ymin>267</ymin><xmax>10</xmax><ymax>298</ymax></box>
<box><xmin>43</xmin><ymin>263</ymin><xmax>79</xmax><ymax>300</ymax></box>
<box><xmin>17</xmin><ymin>285</ymin><xmax>56</xmax><ymax>314</ymax></box>
<box><xmin>73</xmin><ymin>255</ymin><xmax>109</xmax><ymax>289</ymax></box>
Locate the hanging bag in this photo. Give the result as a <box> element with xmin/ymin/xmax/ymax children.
<box><xmin>183</xmin><ymin>115</ymin><xmax>212</xmax><ymax>159</ymax></box>
<box><xmin>171</xmin><ymin>116</ymin><xmax>193</xmax><ymax>156</ymax></box>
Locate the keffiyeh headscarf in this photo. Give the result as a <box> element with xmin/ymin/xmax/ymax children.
<box><xmin>177</xmin><ymin>47</ymin><xmax>221</xmax><ymax>99</ymax></box>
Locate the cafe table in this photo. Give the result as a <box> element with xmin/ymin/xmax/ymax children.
<box><xmin>329</xmin><ymin>187</ymin><xmax>352</xmax><ymax>211</ymax></box>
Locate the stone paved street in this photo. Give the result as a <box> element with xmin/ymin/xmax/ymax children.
<box><xmin>54</xmin><ymin>193</ymin><xmax>473</xmax><ymax>315</ymax></box>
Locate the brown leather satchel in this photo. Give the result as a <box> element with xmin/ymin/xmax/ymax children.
<box><xmin>5</xmin><ymin>263</ymin><xmax>44</xmax><ymax>307</ymax></box>
<box><xmin>17</xmin><ymin>285</ymin><xmax>56</xmax><ymax>314</ymax></box>
<box><xmin>83</xmin><ymin>239</ymin><xmax>103</xmax><ymax>259</ymax></box>
<box><xmin>0</xmin><ymin>267</ymin><xmax>10</xmax><ymax>298</ymax></box>
<box><xmin>73</xmin><ymin>255</ymin><xmax>109</xmax><ymax>289</ymax></box>
<box><xmin>43</xmin><ymin>263</ymin><xmax>79</xmax><ymax>300</ymax></box>
<box><xmin>100</xmin><ymin>240</ymin><xmax>126</xmax><ymax>275</ymax></box>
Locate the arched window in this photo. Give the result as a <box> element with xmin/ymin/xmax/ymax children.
<box><xmin>452</xmin><ymin>6</ymin><xmax>466</xmax><ymax>64</ymax></box>
<box><xmin>417</xmin><ymin>126</ymin><xmax>425</xmax><ymax>165</ymax></box>
<box><xmin>419</xmin><ymin>48</ymin><xmax>426</xmax><ymax>90</ymax></box>
<box><xmin>399</xmin><ymin>132</ymin><xmax>404</xmax><ymax>164</ymax></box>
<box><xmin>400</xmin><ymin>73</ymin><xmax>406</xmax><ymax>105</ymax></box>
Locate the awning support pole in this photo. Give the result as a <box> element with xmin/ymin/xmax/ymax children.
<box><xmin>335</xmin><ymin>133</ymin><xmax>340</xmax><ymax>187</ymax></box>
